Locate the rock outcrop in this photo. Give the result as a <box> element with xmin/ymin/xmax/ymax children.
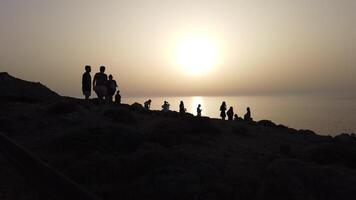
<box><xmin>0</xmin><ymin>72</ymin><xmax>60</xmax><ymax>102</ymax></box>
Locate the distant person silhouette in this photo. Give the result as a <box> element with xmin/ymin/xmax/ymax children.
<box><xmin>107</xmin><ymin>74</ymin><xmax>118</xmax><ymax>103</ymax></box>
<box><xmin>220</xmin><ymin>101</ymin><xmax>227</xmax><ymax>120</ymax></box>
<box><xmin>197</xmin><ymin>104</ymin><xmax>202</xmax><ymax>117</ymax></box>
<box><xmin>82</xmin><ymin>65</ymin><xmax>91</xmax><ymax>100</ymax></box>
<box><xmin>179</xmin><ymin>101</ymin><xmax>186</xmax><ymax>114</ymax></box>
<box><xmin>227</xmin><ymin>106</ymin><xmax>234</xmax><ymax>120</ymax></box>
<box><xmin>115</xmin><ymin>90</ymin><xmax>121</xmax><ymax>104</ymax></box>
<box><xmin>234</xmin><ymin>114</ymin><xmax>238</xmax><ymax>120</ymax></box>
<box><xmin>244</xmin><ymin>107</ymin><xmax>253</xmax><ymax>121</ymax></box>
<box><xmin>144</xmin><ymin>99</ymin><xmax>152</xmax><ymax>110</ymax></box>
<box><xmin>93</xmin><ymin>66</ymin><xmax>108</xmax><ymax>100</ymax></box>
<box><xmin>162</xmin><ymin>101</ymin><xmax>170</xmax><ymax>112</ymax></box>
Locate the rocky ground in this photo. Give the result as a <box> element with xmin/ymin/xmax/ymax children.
<box><xmin>1</xmin><ymin>72</ymin><xmax>356</xmax><ymax>200</ymax></box>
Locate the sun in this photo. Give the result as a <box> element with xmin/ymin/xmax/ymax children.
<box><xmin>176</xmin><ymin>37</ymin><xmax>218</xmax><ymax>75</ymax></box>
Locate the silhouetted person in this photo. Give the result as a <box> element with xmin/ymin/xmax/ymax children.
<box><xmin>234</xmin><ymin>114</ymin><xmax>238</xmax><ymax>120</ymax></box>
<box><xmin>82</xmin><ymin>65</ymin><xmax>91</xmax><ymax>100</ymax></box>
<box><xmin>144</xmin><ymin>99</ymin><xmax>152</xmax><ymax>110</ymax></box>
<box><xmin>179</xmin><ymin>101</ymin><xmax>186</xmax><ymax>114</ymax></box>
<box><xmin>227</xmin><ymin>106</ymin><xmax>234</xmax><ymax>120</ymax></box>
<box><xmin>244</xmin><ymin>107</ymin><xmax>253</xmax><ymax>121</ymax></box>
<box><xmin>107</xmin><ymin>74</ymin><xmax>118</xmax><ymax>103</ymax></box>
<box><xmin>220</xmin><ymin>101</ymin><xmax>227</xmax><ymax>120</ymax></box>
<box><xmin>115</xmin><ymin>90</ymin><xmax>121</xmax><ymax>104</ymax></box>
<box><xmin>197</xmin><ymin>104</ymin><xmax>202</xmax><ymax>117</ymax></box>
<box><xmin>162</xmin><ymin>101</ymin><xmax>170</xmax><ymax>112</ymax></box>
<box><xmin>93</xmin><ymin>66</ymin><xmax>108</xmax><ymax>100</ymax></box>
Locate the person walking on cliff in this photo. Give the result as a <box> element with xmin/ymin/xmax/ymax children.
<box><xmin>93</xmin><ymin>66</ymin><xmax>108</xmax><ymax>100</ymax></box>
<box><xmin>197</xmin><ymin>104</ymin><xmax>202</xmax><ymax>117</ymax></box>
<box><xmin>227</xmin><ymin>106</ymin><xmax>234</xmax><ymax>120</ymax></box>
<box><xmin>82</xmin><ymin>65</ymin><xmax>92</xmax><ymax>100</ymax></box>
<box><xmin>220</xmin><ymin>101</ymin><xmax>227</xmax><ymax>120</ymax></box>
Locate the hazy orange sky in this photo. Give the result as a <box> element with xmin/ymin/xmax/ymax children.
<box><xmin>1</xmin><ymin>0</ymin><xmax>355</xmax><ymax>97</ymax></box>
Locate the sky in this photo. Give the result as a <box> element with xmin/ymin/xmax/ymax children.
<box><xmin>0</xmin><ymin>0</ymin><xmax>355</xmax><ymax>97</ymax></box>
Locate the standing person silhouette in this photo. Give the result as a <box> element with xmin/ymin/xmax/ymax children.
<box><xmin>82</xmin><ymin>65</ymin><xmax>92</xmax><ymax>100</ymax></box>
<box><xmin>93</xmin><ymin>66</ymin><xmax>108</xmax><ymax>100</ymax></box>
<box><xmin>197</xmin><ymin>104</ymin><xmax>202</xmax><ymax>117</ymax></box>
<box><xmin>227</xmin><ymin>106</ymin><xmax>234</xmax><ymax>120</ymax></box>
<box><xmin>115</xmin><ymin>90</ymin><xmax>121</xmax><ymax>104</ymax></box>
<box><xmin>220</xmin><ymin>101</ymin><xmax>227</xmax><ymax>120</ymax></box>
<box><xmin>107</xmin><ymin>74</ymin><xmax>118</xmax><ymax>103</ymax></box>
<box><xmin>179</xmin><ymin>101</ymin><xmax>186</xmax><ymax>114</ymax></box>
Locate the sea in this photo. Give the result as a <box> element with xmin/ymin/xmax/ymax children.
<box><xmin>122</xmin><ymin>95</ymin><xmax>356</xmax><ymax>136</ymax></box>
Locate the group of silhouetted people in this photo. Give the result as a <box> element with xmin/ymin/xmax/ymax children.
<box><xmin>162</xmin><ymin>100</ymin><xmax>202</xmax><ymax>117</ymax></box>
<box><xmin>82</xmin><ymin>65</ymin><xmax>121</xmax><ymax>103</ymax></box>
<box><xmin>82</xmin><ymin>66</ymin><xmax>253</xmax><ymax>121</ymax></box>
<box><xmin>142</xmin><ymin>99</ymin><xmax>202</xmax><ymax>116</ymax></box>
<box><xmin>142</xmin><ymin>99</ymin><xmax>251</xmax><ymax>121</ymax></box>
<box><xmin>220</xmin><ymin>101</ymin><xmax>253</xmax><ymax>121</ymax></box>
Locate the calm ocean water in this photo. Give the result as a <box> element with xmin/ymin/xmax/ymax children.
<box><xmin>122</xmin><ymin>95</ymin><xmax>356</xmax><ymax>136</ymax></box>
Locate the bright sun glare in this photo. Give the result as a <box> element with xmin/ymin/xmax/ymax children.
<box><xmin>177</xmin><ymin>37</ymin><xmax>218</xmax><ymax>75</ymax></box>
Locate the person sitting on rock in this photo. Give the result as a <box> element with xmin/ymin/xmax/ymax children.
<box><xmin>227</xmin><ymin>106</ymin><xmax>234</xmax><ymax>120</ymax></box>
<box><xmin>220</xmin><ymin>101</ymin><xmax>227</xmax><ymax>120</ymax></box>
<box><xmin>93</xmin><ymin>66</ymin><xmax>108</xmax><ymax>100</ymax></box>
<box><xmin>82</xmin><ymin>65</ymin><xmax>92</xmax><ymax>100</ymax></box>
<box><xmin>179</xmin><ymin>101</ymin><xmax>186</xmax><ymax>114</ymax></box>
<box><xmin>115</xmin><ymin>90</ymin><xmax>121</xmax><ymax>104</ymax></box>
<box><xmin>244</xmin><ymin>107</ymin><xmax>253</xmax><ymax>121</ymax></box>
<box><xmin>197</xmin><ymin>104</ymin><xmax>202</xmax><ymax>117</ymax></box>
<box><xmin>107</xmin><ymin>74</ymin><xmax>118</xmax><ymax>103</ymax></box>
<box><xmin>144</xmin><ymin>99</ymin><xmax>152</xmax><ymax>110</ymax></box>
<box><xmin>161</xmin><ymin>101</ymin><xmax>170</xmax><ymax>112</ymax></box>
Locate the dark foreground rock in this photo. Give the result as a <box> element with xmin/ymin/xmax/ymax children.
<box><xmin>1</xmin><ymin>73</ymin><xmax>356</xmax><ymax>200</ymax></box>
